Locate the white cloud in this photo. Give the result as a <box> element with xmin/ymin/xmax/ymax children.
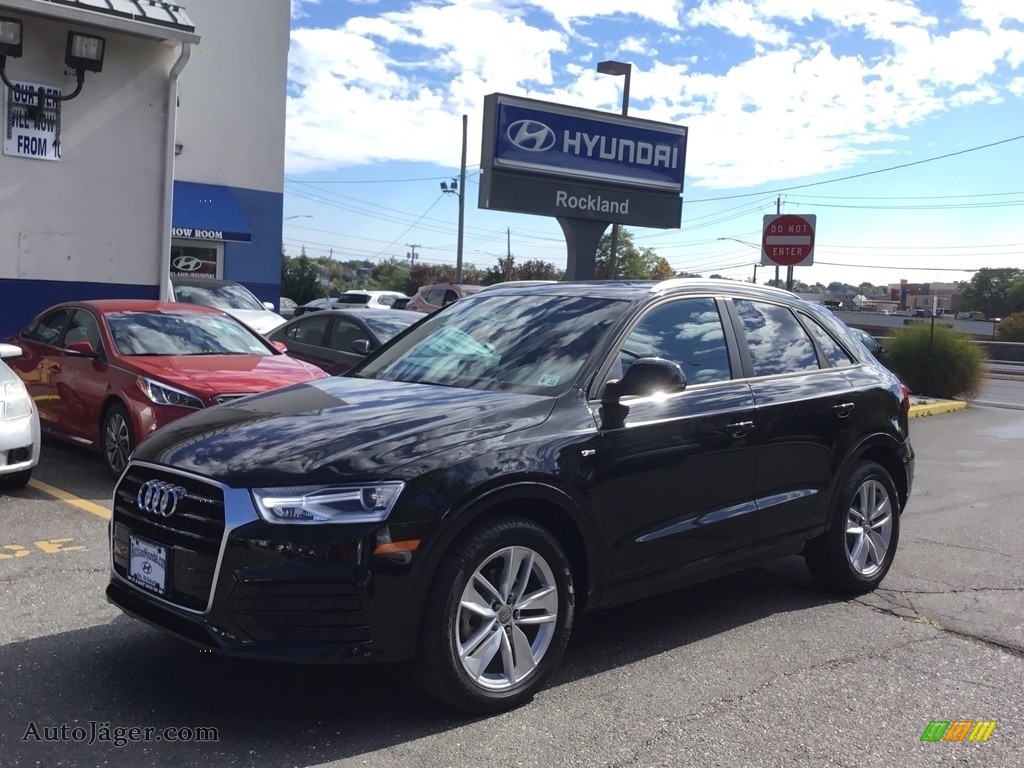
<box><xmin>290</xmin><ymin>0</ymin><xmax>321</xmax><ymax>20</ymax></box>
<box><xmin>285</xmin><ymin>0</ymin><xmax>1024</xmax><ymax>189</ymax></box>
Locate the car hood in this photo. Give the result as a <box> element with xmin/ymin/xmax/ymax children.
<box><xmin>131</xmin><ymin>377</ymin><xmax>556</xmax><ymax>487</ymax></box>
<box><xmin>126</xmin><ymin>354</ymin><xmax>325</xmax><ymax>398</ymax></box>
<box><xmin>223</xmin><ymin>309</ymin><xmax>286</xmax><ymax>335</ymax></box>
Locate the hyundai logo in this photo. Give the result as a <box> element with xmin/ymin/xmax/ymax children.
<box><xmin>136</xmin><ymin>480</ymin><xmax>186</xmax><ymax>517</ymax></box>
<box><xmin>171</xmin><ymin>255</ymin><xmax>206</xmax><ymax>272</ymax></box>
<box><xmin>507</xmin><ymin>119</ymin><xmax>556</xmax><ymax>152</ymax></box>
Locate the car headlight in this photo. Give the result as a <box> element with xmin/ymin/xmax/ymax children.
<box><xmin>251</xmin><ymin>482</ymin><xmax>405</xmax><ymax>524</ymax></box>
<box><xmin>137</xmin><ymin>377</ymin><xmax>205</xmax><ymax>409</ymax></box>
<box><xmin>1</xmin><ymin>379</ymin><xmax>32</xmax><ymax>421</ymax></box>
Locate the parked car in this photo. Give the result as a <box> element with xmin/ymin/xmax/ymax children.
<box><xmin>0</xmin><ymin>343</ymin><xmax>41</xmax><ymax>489</ymax></box>
<box><xmin>5</xmin><ymin>300</ymin><xmax>327</xmax><ymax>476</ymax></box>
<box><xmin>406</xmin><ymin>282</ymin><xmax>484</xmax><ymax>313</ymax></box>
<box><xmin>849</xmin><ymin>327</ymin><xmax>893</xmax><ymax>369</ymax></box>
<box><xmin>340</xmin><ymin>290</ymin><xmax>408</xmax><ymax>308</ymax></box>
<box><xmin>269</xmin><ymin>308</ymin><xmax>422</xmax><ymax>375</ymax></box>
<box><xmin>105</xmin><ymin>280</ymin><xmax>913</xmax><ymax>714</ymax></box>
<box><xmin>170</xmin><ymin>275</ymin><xmax>286</xmax><ymax>335</ymax></box>
<box><xmin>292</xmin><ymin>297</ymin><xmax>335</xmax><ymax>317</ymax></box>
<box><xmin>279</xmin><ymin>297</ymin><xmax>298</xmax><ymax>319</ymax></box>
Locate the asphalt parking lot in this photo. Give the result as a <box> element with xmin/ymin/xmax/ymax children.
<box><xmin>1</xmin><ymin>405</ymin><xmax>1022</xmax><ymax>767</ymax></box>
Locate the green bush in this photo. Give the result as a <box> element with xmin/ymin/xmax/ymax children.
<box><xmin>996</xmin><ymin>312</ymin><xmax>1024</xmax><ymax>342</ymax></box>
<box><xmin>885</xmin><ymin>323</ymin><xmax>987</xmax><ymax>399</ymax></box>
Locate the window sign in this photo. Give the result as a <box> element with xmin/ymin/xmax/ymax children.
<box><xmin>3</xmin><ymin>80</ymin><xmax>62</xmax><ymax>161</ymax></box>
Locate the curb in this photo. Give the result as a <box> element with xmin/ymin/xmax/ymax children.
<box><xmin>908</xmin><ymin>400</ymin><xmax>968</xmax><ymax>418</ymax></box>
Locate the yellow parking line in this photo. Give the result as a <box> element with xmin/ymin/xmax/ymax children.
<box><xmin>28</xmin><ymin>478</ymin><xmax>111</xmax><ymax>520</ymax></box>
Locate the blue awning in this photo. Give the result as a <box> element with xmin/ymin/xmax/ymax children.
<box><xmin>172</xmin><ymin>182</ymin><xmax>252</xmax><ymax>242</ymax></box>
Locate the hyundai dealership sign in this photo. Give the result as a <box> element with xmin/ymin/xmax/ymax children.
<box><xmin>479</xmin><ymin>94</ymin><xmax>687</xmax><ymax>228</ymax></box>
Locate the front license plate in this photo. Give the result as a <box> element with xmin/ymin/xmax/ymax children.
<box><xmin>128</xmin><ymin>535</ymin><xmax>167</xmax><ymax>595</ymax></box>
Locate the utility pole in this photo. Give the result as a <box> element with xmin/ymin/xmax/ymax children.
<box><xmin>775</xmin><ymin>196</ymin><xmax>781</xmax><ymax>288</ymax></box>
<box><xmin>506</xmin><ymin>228</ymin><xmax>513</xmax><ymax>281</ymax></box>
<box><xmin>406</xmin><ymin>243</ymin><xmax>420</xmax><ymax>270</ymax></box>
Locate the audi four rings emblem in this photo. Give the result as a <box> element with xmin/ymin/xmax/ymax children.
<box><xmin>136</xmin><ymin>480</ymin><xmax>186</xmax><ymax>517</ymax></box>
<box><xmin>507</xmin><ymin>119</ymin><xmax>556</xmax><ymax>152</ymax></box>
<box><xmin>171</xmin><ymin>255</ymin><xmax>205</xmax><ymax>272</ymax></box>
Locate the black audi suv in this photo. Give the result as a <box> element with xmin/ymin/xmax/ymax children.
<box><xmin>106</xmin><ymin>279</ymin><xmax>914</xmax><ymax>714</ymax></box>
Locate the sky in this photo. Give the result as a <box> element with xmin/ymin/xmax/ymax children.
<box><xmin>282</xmin><ymin>0</ymin><xmax>1024</xmax><ymax>289</ymax></box>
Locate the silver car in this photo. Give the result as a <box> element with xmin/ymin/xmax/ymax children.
<box><xmin>0</xmin><ymin>343</ymin><xmax>41</xmax><ymax>489</ymax></box>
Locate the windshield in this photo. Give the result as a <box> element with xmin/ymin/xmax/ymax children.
<box><xmin>174</xmin><ymin>282</ymin><xmax>266</xmax><ymax>311</ymax></box>
<box><xmin>356</xmin><ymin>294</ymin><xmax>627</xmax><ymax>394</ymax></box>
<box><xmin>107</xmin><ymin>311</ymin><xmax>273</xmax><ymax>356</ymax></box>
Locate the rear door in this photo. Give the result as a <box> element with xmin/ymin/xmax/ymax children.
<box><xmin>727</xmin><ymin>298</ymin><xmax>859</xmax><ymax>550</ymax></box>
<box><xmin>276</xmin><ymin>314</ymin><xmax>333</xmax><ymax>372</ymax></box>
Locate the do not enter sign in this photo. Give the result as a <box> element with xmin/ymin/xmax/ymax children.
<box><xmin>761</xmin><ymin>214</ymin><xmax>816</xmax><ymax>267</ymax></box>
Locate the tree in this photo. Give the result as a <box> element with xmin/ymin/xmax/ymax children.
<box><xmin>960</xmin><ymin>268</ymin><xmax>1024</xmax><ymax>318</ymax></box>
<box><xmin>594</xmin><ymin>228</ymin><xmax>668</xmax><ymax>280</ymax></box>
<box><xmin>281</xmin><ymin>248</ymin><xmax>324</xmax><ymax>305</ymax></box>
<box><xmin>996</xmin><ymin>312</ymin><xmax>1024</xmax><ymax>342</ymax></box>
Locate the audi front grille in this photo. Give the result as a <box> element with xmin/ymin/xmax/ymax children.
<box><xmin>111</xmin><ymin>465</ymin><xmax>225</xmax><ymax>612</ymax></box>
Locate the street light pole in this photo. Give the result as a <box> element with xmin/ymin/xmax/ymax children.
<box><xmin>597</xmin><ymin>60</ymin><xmax>631</xmax><ymax>280</ymax></box>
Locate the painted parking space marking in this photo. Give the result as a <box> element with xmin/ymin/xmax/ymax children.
<box><xmin>27</xmin><ymin>478</ymin><xmax>111</xmax><ymax>520</ymax></box>
<box><xmin>0</xmin><ymin>539</ymin><xmax>86</xmax><ymax>559</ymax></box>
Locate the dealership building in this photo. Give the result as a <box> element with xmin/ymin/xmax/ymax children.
<box><xmin>0</xmin><ymin>0</ymin><xmax>288</xmax><ymax>337</ymax></box>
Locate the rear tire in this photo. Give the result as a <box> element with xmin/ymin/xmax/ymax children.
<box><xmin>414</xmin><ymin>516</ymin><xmax>575</xmax><ymax>714</ymax></box>
<box><xmin>101</xmin><ymin>402</ymin><xmax>135</xmax><ymax>478</ymax></box>
<box><xmin>805</xmin><ymin>460</ymin><xmax>901</xmax><ymax>594</ymax></box>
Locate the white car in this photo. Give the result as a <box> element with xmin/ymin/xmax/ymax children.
<box><xmin>0</xmin><ymin>343</ymin><xmax>41</xmax><ymax>489</ymax></box>
<box><xmin>170</xmin><ymin>275</ymin><xmax>287</xmax><ymax>335</ymax></box>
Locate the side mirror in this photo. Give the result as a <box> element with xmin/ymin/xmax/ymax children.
<box><xmin>606</xmin><ymin>357</ymin><xmax>687</xmax><ymax>400</ymax></box>
<box><xmin>600</xmin><ymin>357</ymin><xmax>686</xmax><ymax>430</ymax></box>
<box><xmin>271</xmin><ymin>340</ymin><xmax>288</xmax><ymax>353</ymax></box>
<box><xmin>351</xmin><ymin>339</ymin><xmax>371</xmax><ymax>355</ymax></box>
<box><xmin>263</xmin><ymin>301</ymin><xmax>276</xmax><ymax>311</ymax></box>
<box><xmin>65</xmin><ymin>341</ymin><xmax>98</xmax><ymax>357</ymax></box>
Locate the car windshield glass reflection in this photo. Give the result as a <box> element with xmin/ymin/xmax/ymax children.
<box><xmin>357</xmin><ymin>295</ymin><xmax>627</xmax><ymax>394</ymax></box>
<box><xmin>175</xmin><ymin>283</ymin><xmax>264</xmax><ymax>311</ymax></box>
<box><xmin>107</xmin><ymin>312</ymin><xmax>272</xmax><ymax>356</ymax></box>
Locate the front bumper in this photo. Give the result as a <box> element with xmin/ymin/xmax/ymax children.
<box><xmin>0</xmin><ymin>410</ymin><xmax>40</xmax><ymax>476</ymax></box>
<box><xmin>105</xmin><ymin>462</ymin><xmax>432</xmax><ymax>664</ymax></box>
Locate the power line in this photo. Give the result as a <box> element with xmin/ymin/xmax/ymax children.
<box><xmin>686</xmin><ymin>133</ymin><xmax>1024</xmax><ymax>203</ymax></box>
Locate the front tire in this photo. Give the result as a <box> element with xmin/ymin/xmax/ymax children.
<box><xmin>101</xmin><ymin>402</ymin><xmax>135</xmax><ymax>478</ymax></box>
<box><xmin>805</xmin><ymin>460</ymin><xmax>901</xmax><ymax>594</ymax></box>
<box><xmin>0</xmin><ymin>468</ymin><xmax>32</xmax><ymax>490</ymax></box>
<box><xmin>415</xmin><ymin>516</ymin><xmax>575</xmax><ymax>714</ymax></box>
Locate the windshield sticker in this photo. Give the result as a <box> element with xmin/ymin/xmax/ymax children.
<box><xmin>538</xmin><ymin>374</ymin><xmax>560</xmax><ymax>387</ymax></box>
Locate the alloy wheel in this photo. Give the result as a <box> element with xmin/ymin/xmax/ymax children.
<box><xmin>845</xmin><ymin>478</ymin><xmax>894</xmax><ymax>577</ymax></box>
<box><xmin>455</xmin><ymin>545</ymin><xmax>559</xmax><ymax>691</ymax></box>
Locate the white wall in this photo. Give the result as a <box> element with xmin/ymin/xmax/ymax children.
<box><xmin>174</xmin><ymin>0</ymin><xmax>290</xmax><ymax>194</ymax></box>
<box><xmin>0</xmin><ymin>15</ymin><xmax>177</xmax><ymax>286</ymax></box>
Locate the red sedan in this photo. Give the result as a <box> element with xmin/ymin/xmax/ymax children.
<box><xmin>5</xmin><ymin>300</ymin><xmax>328</xmax><ymax>476</ymax></box>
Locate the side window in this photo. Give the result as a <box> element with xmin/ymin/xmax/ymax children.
<box><xmin>23</xmin><ymin>309</ymin><xmax>73</xmax><ymax>346</ymax></box>
<box><xmin>329</xmin><ymin>319</ymin><xmax>365</xmax><ymax>352</ymax></box>
<box><xmin>733</xmin><ymin>299</ymin><xmax>819</xmax><ymax>376</ymax></box>
<box><xmin>443</xmin><ymin>289</ymin><xmax>460</xmax><ymax>306</ymax></box>
<box><xmin>63</xmin><ymin>310</ymin><xmax>102</xmax><ymax>350</ymax></box>
<box><xmin>425</xmin><ymin>287</ymin><xmax>446</xmax><ymax>306</ymax></box>
<box><xmin>617</xmin><ymin>297</ymin><xmax>731</xmax><ymax>384</ymax></box>
<box><xmin>286</xmin><ymin>314</ymin><xmax>330</xmax><ymax>345</ymax></box>
<box><xmin>801</xmin><ymin>315</ymin><xmax>854</xmax><ymax>368</ymax></box>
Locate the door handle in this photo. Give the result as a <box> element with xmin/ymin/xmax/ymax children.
<box><xmin>727</xmin><ymin>419</ymin><xmax>754</xmax><ymax>438</ymax></box>
<box><xmin>833</xmin><ymin>402</ymin><xmax>855</xmax><ymax>418</ymax></box>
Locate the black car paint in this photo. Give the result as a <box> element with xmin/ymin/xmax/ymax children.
<box><xmin>106</xmin><ymin>281</ymin><xmax>914</xmax><ymax>667</ymax></box>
